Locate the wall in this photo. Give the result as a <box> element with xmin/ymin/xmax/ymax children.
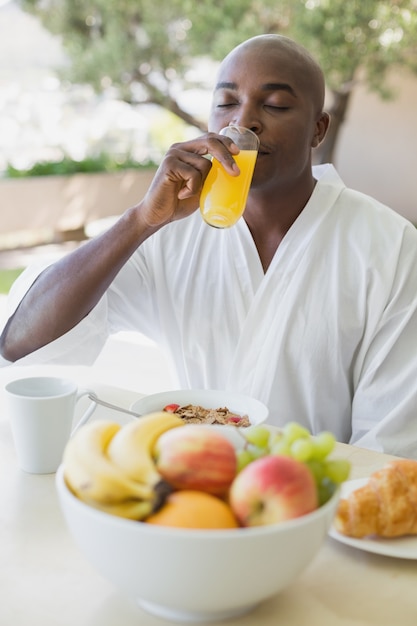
<box><xmin>0</xmin><ymin>168</ymin><xmax>156</xmax><ymax>248</ymax></box>
<box><xmin>334</xmin><ymin>69</ymin><xmax>417</xmax><ymax>224</ymax></box>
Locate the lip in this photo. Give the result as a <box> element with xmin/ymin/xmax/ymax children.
<box><xmin>257</xmin><ymin>145</ymin><xmax>271</xmax><ymax>156</ymax></box>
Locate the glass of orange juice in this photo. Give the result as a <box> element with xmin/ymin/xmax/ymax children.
<box><xmin>200</xmin><ymin>126</ymin><xmax>259</xmax><ymax>228</ymax></box>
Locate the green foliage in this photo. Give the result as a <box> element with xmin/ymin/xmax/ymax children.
<box><xmin>18</xmin><ymin>0</ymin><xmax>417</xmax><ymax>157</ymax></box>
<box><xmin>0</xmin><ymin>269</ymin><xmax>24</xmax><ymax>294</ymax></box>
<box><xmin>283</xmin><ymin>0</ymin><xmax>417</xmax><ymax>97</ymax></box>
<box><xmin>5</xmin><ymin>153</ymin><xmax>159</xmax><ymax>178</ymax></box>
<box><xmin>21</xmin><ymin>0</ymin><xmax>417</xmax><ymax>100</ymax></box>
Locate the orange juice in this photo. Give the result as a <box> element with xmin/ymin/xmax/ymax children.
<box><xmin>200</xmin><ymin>149</ymin><xmax>258</xmax><ymax>228</ymax></box>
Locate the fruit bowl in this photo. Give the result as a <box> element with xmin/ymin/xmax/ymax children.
<box><xmin>56</xmin><ymin>464</ymin><xmax>339</xmax><ymax>623</ymax></box>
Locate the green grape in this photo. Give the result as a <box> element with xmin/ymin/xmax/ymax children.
<box><xmin>311</xmin><ymin>431</ymin><xmax>336</xmax><ymax>460</ymax></box>
<box><xmin>270</xmin><ymin>438</ymin><xmax>292</xmax><ymax>457</ymax></box>
<box><xmin>290</xmin><ymin>438</ymin><xmax>314</xmax><ymax>462</ymax></box>
<box><xmin>282</xmin><ymin>421</ymin><xmax>311</xmax><ymax>444</ymax></box>
<box><xmin>305</xmin><ymin>459</ymin><xmax>326</xmax><ymax>485</ymax></box>
<box><xmin>323</xmin><ymin>459</ymin><xmax>351</xmax><ymax>484</ymax></box>
<box><xmin>317</xmin><ymin>477</ymin><xmax>337</xmax><ymax>506</ymax></box>
<box><xmin>247</xmin><ymin>443</ymin><xmax>267</xmax><ymax>460</ymax></box>
<box><xmin>269</xmin><ymin>431</ymin><xmax>285</xmax><ymax>447</ymax></box>
<box><xmin>244</xmin><ymin>425</ymin><xmax>271</xmax><ymax>449</ymax></box>
<box><xmin>236</xmin><ymin>449</ymin><xmax>254</xmax><ymax>472</ymax></box>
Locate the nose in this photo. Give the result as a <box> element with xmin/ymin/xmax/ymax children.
<box><xmin>229</xmin><ymin>100</ymin><xmax>262</xmax><ymax>135</ymax></box>
<box><xmin>230</xmin><ymin>117</ymin><xmax>261</xmax><ymax>135</ymax></box>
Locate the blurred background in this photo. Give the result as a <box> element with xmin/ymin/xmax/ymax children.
<box><xmin>1</xmin><ymin>0</ymin><xmax>417</xmax><ymax>247</ymax></box>
<box><xmin>0</xmin><ymin>0</ymin><xmax>416</xmax><ymax>381</ymax></box>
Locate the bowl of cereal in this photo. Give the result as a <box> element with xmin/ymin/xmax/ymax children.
<box><xmin>131</xmin><ymin>389</ymin><xmax>269</xmax><ymax>432</ymax></box>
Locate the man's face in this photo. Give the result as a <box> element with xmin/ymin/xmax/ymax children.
<box><xmin>208</xmin><ymin>43</ymin><xmax>326</xmax><ymax>192</ymax></box>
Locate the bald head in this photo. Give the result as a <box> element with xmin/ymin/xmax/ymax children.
<box><xmin>218</xmin><ymin>34</ymin><xmax>326</xmax><ymax>114</ymax></box>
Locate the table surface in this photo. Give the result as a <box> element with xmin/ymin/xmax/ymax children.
<box><xmin>1</xmin><ymin>364</ymin><xmax>416</xmax><ymax>626</ymax></box>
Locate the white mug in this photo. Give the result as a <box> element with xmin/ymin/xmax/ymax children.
<box><xmin>5</xmin><ymin>376</ymin><xmax>97</xmax><ymax>474</ymax></box>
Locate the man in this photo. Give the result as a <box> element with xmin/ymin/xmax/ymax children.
<box><xmin>2</xmin><ymin>35</ymin><xmax>417</xmax><ymax>457</ymax></box>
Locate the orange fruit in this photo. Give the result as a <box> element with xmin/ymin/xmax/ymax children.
<box><xmin>146</xmin><ymin>490</ymin><xmax>239</xmax><ymax>529</ymax></box>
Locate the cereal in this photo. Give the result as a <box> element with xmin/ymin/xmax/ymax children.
<box><xmin>167</xmin><ymin>404</ymin><xmax>250</xmax><ymax>427</ymax></box>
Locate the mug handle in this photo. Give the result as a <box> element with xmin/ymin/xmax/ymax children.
<box><xmin>71</xmin><ymin>389</ymin><xmax>98</xmax><ymax>436</ymax></box>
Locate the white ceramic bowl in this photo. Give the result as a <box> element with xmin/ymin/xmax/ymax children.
<box><xmin>56</xmin><ymin>465</ymin><xmax>339</xmax><ymax>623</ymax></box>
<box><xmin>131</xmin><ymin>388</ymin><xmax>269</xmax><ymax>426</ymax></box>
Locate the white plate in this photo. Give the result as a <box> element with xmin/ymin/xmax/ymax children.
<box><xmin>329</xmin><ymin>478</ymin><xmax>417</xmax><ymax>559</ymax></box>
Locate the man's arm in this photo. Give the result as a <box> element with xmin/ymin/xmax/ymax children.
<box><xmin>0</xmin><ymin>133</ymin><xmax>240</xmax><ymax>361</ymax></box>
<box><xmin>0</xmin><ymin>207</ymin><xmax>157</xmax><ymax>361</ymax></box>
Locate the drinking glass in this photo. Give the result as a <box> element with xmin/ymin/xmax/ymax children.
<box><xmin>200</xmin><ymin>126</ymin><xmax>259</xmax><ymax>228</ymax></box>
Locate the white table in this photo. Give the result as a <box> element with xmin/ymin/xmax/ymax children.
<box><xmin>1</xmin><ymin>366</ymin><xmax>417</xmax><ymax>626</ymax></box>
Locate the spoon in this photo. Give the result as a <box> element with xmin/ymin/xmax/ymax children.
<box><xmin>87</xmin><ymin>392</ymin><xmax>143</xmax><ymax>419</ymax></box>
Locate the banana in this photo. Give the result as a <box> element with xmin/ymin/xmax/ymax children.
<box><xmin>63</xmin><ymin>419</ymin><xmax>156</xmax><ymax>511</ymax></box>
<box><xmin>107</xmin><ymin>411</ymin><xmax>184</xmax><ymax>486</ymax></box>
<box><xmin>82</xmin><ymin>496</ymin><xmax>154</xmax><ymax>521</ymax></box>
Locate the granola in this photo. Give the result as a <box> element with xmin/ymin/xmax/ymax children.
<box><xmin>166</xmin><ymin>404</ymin><xmax>250</xmax><ymax>427</ymax></box>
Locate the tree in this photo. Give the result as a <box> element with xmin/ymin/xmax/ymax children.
<box><xmin>19</xmin><ymin>0</ymin><xmax>417</xmax><ymax>162</ymax></box>
<box><xmin>279</xmin><ymin>0</ymin><xmax>417</xmax><ymax>163</ymax></box>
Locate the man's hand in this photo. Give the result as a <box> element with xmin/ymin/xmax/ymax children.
<box><xmin>138</xmin><ymin>132</ymin><xmax>240</xmax><ymax>227</ymax></box>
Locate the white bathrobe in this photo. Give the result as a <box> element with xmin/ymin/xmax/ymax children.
<box><xmin>6</xmin><ymin>165</ymin><xmax>417</xmax><ymax>457</ymax></box>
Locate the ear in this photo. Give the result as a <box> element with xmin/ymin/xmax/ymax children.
<box><xmin>311</xmin><ymin>112</ymin><xmax>330</xmax><ymax>148</ymax></box>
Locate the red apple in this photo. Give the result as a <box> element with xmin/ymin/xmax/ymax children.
<box><xmin>229</xmin><ymin>455</ymin><xmax>318</xmax><ymax>527</ymax></box>
<box><xmin>154</xmin><ymin>425</ymin><xmax>237</xmax><ymax>496</ymax></box>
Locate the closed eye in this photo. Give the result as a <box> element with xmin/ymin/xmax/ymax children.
<box><xmin>265</xmin><ymin>104</ymin><xmax>290</xmax><ymax>111</ymax></box>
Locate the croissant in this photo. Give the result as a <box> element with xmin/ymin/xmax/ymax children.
<box><xmin>334</xmin><ymin>459</ymin><xmax>417</xmax><ymax>538</ymax></box>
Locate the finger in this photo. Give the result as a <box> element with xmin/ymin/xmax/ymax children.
<box><xmin>173</xmin><ymin>134</ymin><xmax>240</xmax><ymax>175</ymax></box>
<box><xmin>204</xmin><ymin>134</ymin><xmax>241</xmax><ymax>175</ymax></box>
<box><xmin>161</xmin><ymin>155</ymin><xmax>208</xmax><ymax>199</ymax></box>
